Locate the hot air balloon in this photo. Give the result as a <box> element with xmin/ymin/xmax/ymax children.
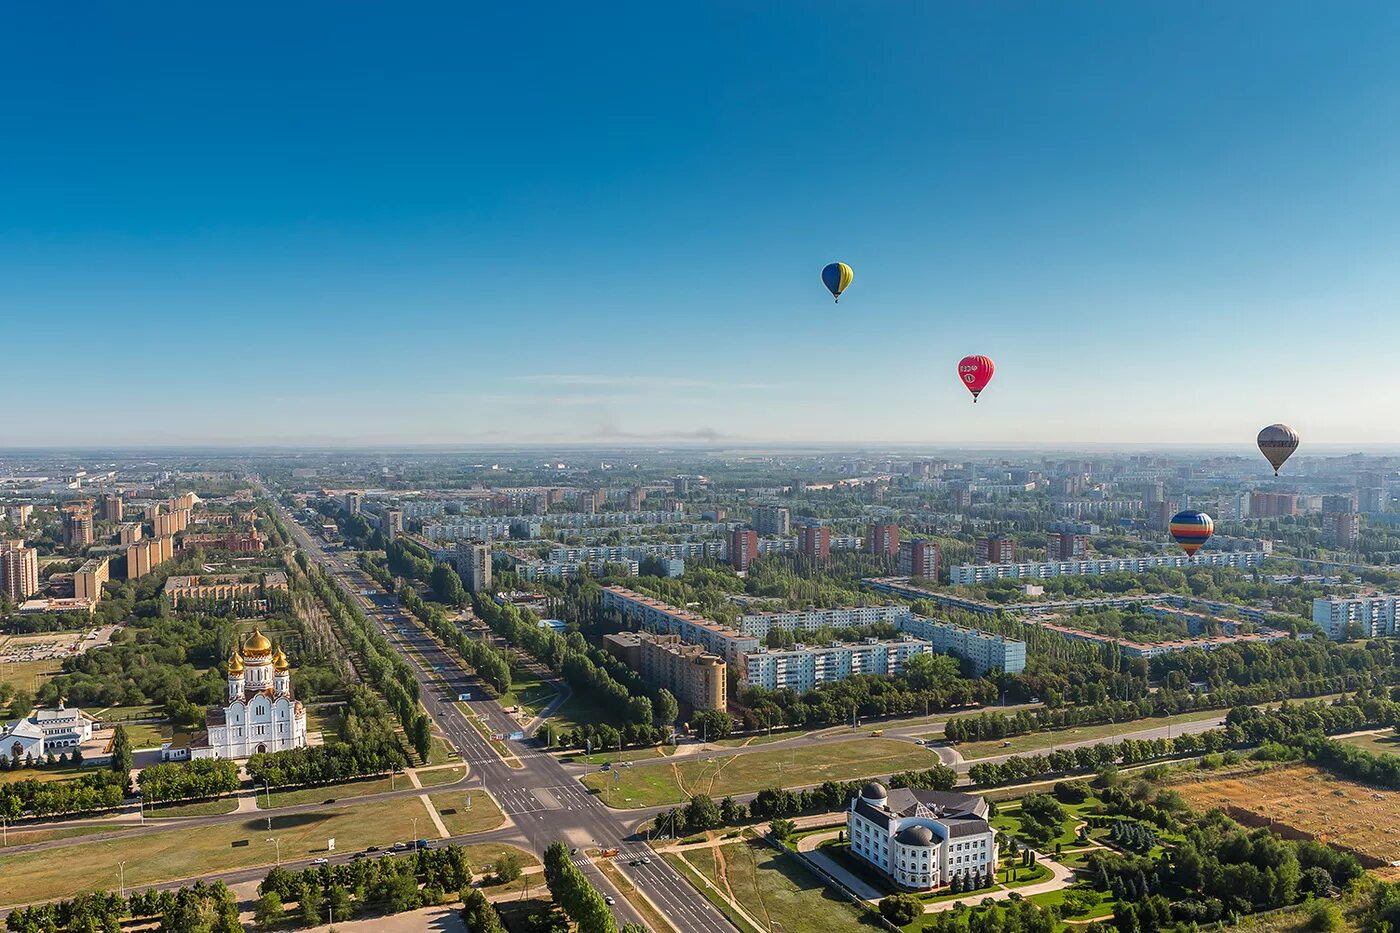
<box><xmin>821</xmin><ymin>262</ymin><xmax>853</xmax><ymax>302</ymax></box>
<box><xmin>957</xmin><ymin>355</ymin><xmax>995</xmax><ymax>402</ymax></box>
<box><xmin>1169</xmin><ymin>510</ymin><xmax>1214</xmax><ymax>558</ymax></box>
<box><xmin>1257</xmin><ymin>424</ymin><xmax>1300</xmax><ymax>476</ymax></box>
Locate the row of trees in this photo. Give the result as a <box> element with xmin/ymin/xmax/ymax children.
<box><xmin>543</xmin><ymin>841</ymin><xmax>623</xmax><ymax>933</ymax></box>
<box><xmin>0</xmin><ymin>769</ymin><xmax>126</xmax><ymax>819</ymax></box>
<box><xmin>248</xmin><ymin>686</ymin><xmax>408</xmax><ymax>788</ymax></box>
<box><xmin>257</xmin><ymin>846</ymin><xmax>473</xmax><ymax>927</ymax></box>
<box><xmin>399</xmin><ymin>585</ymin><xmax>511</xmax><ymax>695</ymax></box>
<box><xmin>302</xmin><ymin>558</ymin><xmax>432</xmax><ymax>762</ymax></box>
<box><xmin>966</xmin><ymin>694</ymin><xmax>1394</xmax><ymax>787</ymax></box>
<box><xmin>137</xmin><ymin>759</ymin><xmax>240</xmax><ymax>803</ymax></box>
<box><xmin>6</xmin><ymin>880</ymin><xmax>241</xmax><ymax>933</ymax></box>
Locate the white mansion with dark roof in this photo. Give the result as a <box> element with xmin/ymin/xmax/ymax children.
<box><xmin>847</xmin><ymin>783</ymin><xmax>997</xmax><ymax>890</ymax></box>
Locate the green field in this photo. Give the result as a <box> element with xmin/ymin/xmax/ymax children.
<box><xmin>0</xmin><ymin>764</ymin><xmax>87</xmax><ymax>786</ymax></box>
<box><xmin>263</xmin><ymin>775</ymin><xmax>395</xmax><ymax>808</ymax></box>
<box><xmin>562</xmin><ymin>744</ymin><xmax>676</xmax><ymax>767</ymax></box>
<box><xmin>0</xmin><ymin>797</ymin><xmax>432</xmax><ymax>906</ymax></box>
<box><xmin>500</xmin><ymin>668</ymin><xmax>558</xmax><ymax>718</ymax></box>
<box><xmin>544</xmin><ymin>690</ymin><xmax>614</xmax><ymax>735</ymax></box>
<box><xmin>949</xmin><ymin>708</ymin><xmax>1227</xmax><ymax>760</ymax></box>
<box><xmin>583</xmin><ymin>738</ymin><xmax>945</xmax><ymax>808</ymax></box>
<box><xmin>668</xmin><ymin>840</ymin><xmax>877</xmax><ymax>933</ymax></box>
<box><xmin>0</xmin><ymin>657</ymin><xmax>64</xmax><ymax>693</ymax></box>
<box><xmin>120</xmin><ymin>720</ymin><xmax>173</xmax><ymax>750</ymax></box>
<box><xmin>146</xmin><ymin>797</ymin><xmax>240</xmax><ymax>818</ymax></box>
<box><xmin>426</xmin><ymin>789</ymin><xmax>505</xmax><ymax>836</ymax></box>
<box><xmin>1336</xmin><ymin>730</ymin><xmax>1400</xmax><ymax>756</ymax></box>
<box><xmin>416</xmin><ymin>764</ymin><xmax>467</xmax><ymax>788</ymax></box>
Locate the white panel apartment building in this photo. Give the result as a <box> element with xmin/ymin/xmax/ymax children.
<box><xmin>848</xmin><ymin>783</ymin><xmax>997</xmax><ymax>891</ymax></box>
<box><xmin>1312</xmin><ymin>595</ymin><xmax>1398</xmax><ymax>641</ymax></box>
<box><xmin>601</xmin><ymin>587</ymin><xmax>761</xmax><ymax>667</ymax></box>
<box><xmin>949</xmin><ymin>551</ymin><xmax>1267</xmax><ymax>585</ymax></box>
<box><xmin>743</xmin><ymin>637</ymin><xmax>931</xmax><ymax>691</ymax></box>
<box><xmin>736</xmin><ymin>605</ymin><xmax>912</xmax><ymax>639</ymax></box>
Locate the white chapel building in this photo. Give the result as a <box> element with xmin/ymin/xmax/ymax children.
<box><xmin>190</xmin><ymin>628</ymin><xmax>307</xmax><ymax>760</ymax></box>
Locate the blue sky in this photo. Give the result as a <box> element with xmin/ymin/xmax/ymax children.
<box><xmin>4</xmin><ymin>3</ymin><xmax>1400</xmax><ymax>447</ymax></box>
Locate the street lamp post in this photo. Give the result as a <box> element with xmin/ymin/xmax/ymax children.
<box><xmin>268</xmin><ymin>836</ymin><xmax>282</xmax><ymax>866</ymax></box>
<box><xmin>118</xmin><ymin>860</ymin><xmax>127</xmax><ymax>899</ymax></box>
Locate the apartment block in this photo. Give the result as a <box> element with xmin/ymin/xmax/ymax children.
<box><xmin>74</xmin><ymin>557</ymin><xmax>110</xmax><ymax>602</ymax></box>
<box><xmin>949</xmin><ymin>551</ymin><xmax>1267</xmax><ymax>585</ymax></box>
<box><xmin>126</xmin><ymin>535</ymin><xmax>174</xmax><ymax>580</ymax></box>
<box><xmin>730</xmin><ymin>529</ymin><xmax>759</xmax><ymax>571</ymax></box>
<box><xmin>119</xmin><ymin>522</ymin><xmax>144</xmax><ymax>545</ymax></box>
<box><xmin>601</xmin><ymin>586</ymin><xmax>760</xmax><ymax>667</ymax></box>
<box><xmin>736</xmin><ymin>605</ymin><xmax>912</xmax><ymax>639</ymax></box>
<box><xmin>0</xmin><ymin>543</ymin><xmax>40</xmax><ymax>601</ymax></box>
<box><xmin>1312</xmin><ymin>595</ymin><xmax>1398</xmax><ymax>641</ymax></box>
<box><xmin>62</xmin><ymin>506</ymin><xmax>94</xmax><ymax>549</ymax></box>
<box><xmin>897</xmin><ymin>615</ymin><xmax>1027</xmax><ymax>675</ymax></box>
<box><xmin>898</xmin><ymin>539</ymin><xmax>940</xmax><ymax>580</ymax></box>
<box><xmin>975</xmin><ymin>535</ymin><xmax>1016</xmax><ymax>565</ymax></box>
<box><xmin>743</xmin><ymin>637</ymin><xmax>931</xmax><ymax>692</ymax></box>
<box><xmin>603</xmin><ymin>631</ymin><xmax>726</xmax><ymax>711</ymax></box>
<box><xmin>100</xmin><ymin>494</ymin><xmax>123</xmax><ymax>522</ymax></box>
<box><xmin>752</xmin><ymin>506</ymin><xmax>790</xmax><ymax>536</ymax></box>
<box><xmin>455</xmin><ymin>542</ymin><xmax>492</xmax><ymax>593</ymax></box>
<box><xmin>1045</xmin><ymin>532</ymin><xmax>1088</xmax><ymax>561</ymax></box>
<box><xmin>800</xmin><ymin>525</ymin><xmax>831</xmax><ymax>563</ymax></box>
<box><xmin>867</xmin><ymin>522</ymin><xmax>900</xmax><ymax>558</ymax></box>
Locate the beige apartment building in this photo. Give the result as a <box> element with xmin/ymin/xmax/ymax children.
<box><xmin>153</xmin><ymin>508</ymin><xmax>190</xmax><ymax>537</ymax></box>
<box><xmin>604</xmin><ymin>630</ymin><xmax>727</xmax><ymax>711</ymax></box>
<box><xmin>126</xmin><ymin>535</ymin><xmax>174</xmax><ymax>580</ymax></box>
<box><xmin>0</xmin><ymin>543</ymin><xmax>40</xmax><ymax>601</ymax></box>
<box><xmin>119</xmin><ymin>522</ymin><xmax>144</xmax><ymax>545</ymax></box>
<box><xmin>74</xmin><ymin>557</ymin><xmax>110</xmax><ymax>602</ymax></box>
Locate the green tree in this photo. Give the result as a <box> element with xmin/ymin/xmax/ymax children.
<box><xmin>654</xmin><ymin>689</ymin><xmax>679</xmax><ymax>728</ymax></box>
<box><xmin>770</xmin><ymin>818</ymin><xmax>797</xmax><ymax>843</ymax></box>
<box><xmin>110</xmin><ymin>725</ymin><xmax>133</xmax><ymax>777</ymax></box>
<box><xmin>495</xmin><ymin>852</ymin><xmax>523</xmax><ymax>884</ymax></box>
<box><xmin>253</xmin><ymin>892</ymin><xmax>283</xmax><ymax>930</ymax></box>
<box><xmin>880</xmin><ymin>894</ymin><xmax>922</xmax><ymax>926</ymax></box>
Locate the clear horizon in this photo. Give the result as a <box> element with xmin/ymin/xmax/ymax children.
<box><xmin>5</xmin><ymin>4</ymin><xmax>1400</xmax><ymax>447</ymax></box>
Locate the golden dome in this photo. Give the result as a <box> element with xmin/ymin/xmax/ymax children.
<box><xmin>227</xmin><ymin>651</ymin><xmax>244</xmax><ymax>675</ymax></box>
<box><xmin>273</xmin><ymin>647</ymin><xmax>290</xmax><ymax>672</ymax></box>
<box><xmin>242</xmin><ymin>629</ymin><xmax>274</xmax><ymax>657</ymax></box>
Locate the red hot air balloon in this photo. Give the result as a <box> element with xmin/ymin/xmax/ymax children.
<box><xmin>957</xmin><ymin>355</ymin><xmax>995</xmax><ymax>402</ymax></box>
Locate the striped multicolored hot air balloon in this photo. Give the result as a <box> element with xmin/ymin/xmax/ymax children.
<box><xmin>821</xmin><ymin>262</ymin><xmax>853</xmax><ymax>302</ymax></box>
<box><xmin>1169</xmin><ymin>510</ymin><xmax>1214</xmax><ymax>557</ymax></box>
<box><xmin>957</xmin><ymin>355</ymin><xmax>995</xmax><ymax>402</ymax></box>
<box><xmin>1257</xmin><ymin>424</ymin><xmax>1300</xmax><ymax>476</ymax></box>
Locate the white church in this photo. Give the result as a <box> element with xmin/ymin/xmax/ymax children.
<box><xmin>188</xmin><ymin>628</ymin><xmax>308</xmax><ymax>760</ymax></box>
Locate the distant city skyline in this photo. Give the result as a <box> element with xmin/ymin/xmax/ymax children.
<box><xmin>5</xmin><ymin>4</ymin><xmax>1400</xmax><ymax>446</ymax></box>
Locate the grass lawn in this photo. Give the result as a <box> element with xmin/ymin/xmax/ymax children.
<box><xmin>3</xmin><ymin>823</ymin><xmax>125</xmax><ymax>846</ymax></box>
<box><xmin>263</xmin><ymin>775</ymin><xmax>396</xmax><ymax>808</ymax></box>
<box><xmin>119</xmin><ymin>720</ymin><xmax>172</xmax><ymax>750</ymax></box>
<box><xmin>0</xmin><ymin>764</ymin><xmax>86</xmax><ymax>785</ymax></box>
<box><xmin>1027</xmin><ymin>884</ymin><xmax>1116</xmax><ymax>921</ymax></box>
<box><xmin>427</xmin><ymin>789</ymin><xmax>505</xmax><ymax>837</ymax></box>
<box><xmin>583</xmin><ymin>738</ymin><xmax>945</xmax><ymax>809</ymax></box>
<box><xmin>304</xmin><ymin>704</ymin><xmax>343</xmax><ymax>739</ymax></box>
<box><xmin>545</xmin><ymin>691</ymin><xmax>614</xmax><ymax>734</ymax></box>
<box><xmin>146</xmin><ymin>797</ymin><xmax>240</xmax><ymax>818</ymax></box>
<box><xmin>0</xmin><ymin>796</ymin><xmax>434</xmax><ymax>906</ymax></box>
<box><xmin>562</xmin><ymin>745</ymin><xmax>677</xmax><ymax>767</ymax></box>
<box><xmin>425</xmin><ymin>734</ymin><xmax>460</xmax><ymax>766</ymax></box>
<box><xmin>997</xmin><ymin>861</ymin><xmax>1051</xmax><ymax>887</ymax></box>
<box><xmin>1337</xmin><ymin>731</ymin><xmax>1400</xmax><ymax>756</ymax></box>
<box><xmin>713</xmin><ymin>733</ymin><xmax>794</xmax><ymax>748</ymax></box>
<box><xmin>499</xmin><ymin>668</ymin><xmax>557</xmax><ymax>718</ymax></box>
<box><xmin>672</xmin><ymin>840</ymin><xmax>878</xmax><ymax>933</ymax></box>
<box><xmin>88</xmin><ymin>703</ymin><xmax>164</xmax><ymax>722</ymax></box>
<box><xmin>0</xmin><ymin>658</ymin><xmax>64</xmax><ymax>693</ymax></box>
<box><xmin>416</xmin><ymin>764</ymin><xmax>467</xmax><ymax>788</ymax></box>
<box><xmin>951</xmin><ymin>708</ymin><xmax>1227</xmax><ymax>760</ymax></box>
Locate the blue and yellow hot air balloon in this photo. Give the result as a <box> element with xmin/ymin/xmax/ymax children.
<box><xmin>1169</xmin><ymin>510</ymin><xmax>1214</xmax><ymax>558</ymax></box>
<box><xmin>821</xmin><ymin>262</ymin><xmax>853</xmax><ymax>302</ymax></box>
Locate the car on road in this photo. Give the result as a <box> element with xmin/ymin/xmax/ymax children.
<box><xmin>641</xmin><ymin>856</ymin><xmax>651</xmax><ymax>864</ymax></box>
<box><xmin>391</xmin><ymin>842</ymin><xmax>410</xmax><ymax>852</ymax></box>
<box><xmin>416</xmin><ymin>838</ymin><xmax>430</xmax><ymax>850</ymax></box>
<box><xmin>311</xmin><ymin>857</ymin><xmax>329</xmax><ymax>865</ymax></box>
<box><xmin>605</xmin><ymin>896</ymin><xmax>615</xmax><ymax>906</ymax></box>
